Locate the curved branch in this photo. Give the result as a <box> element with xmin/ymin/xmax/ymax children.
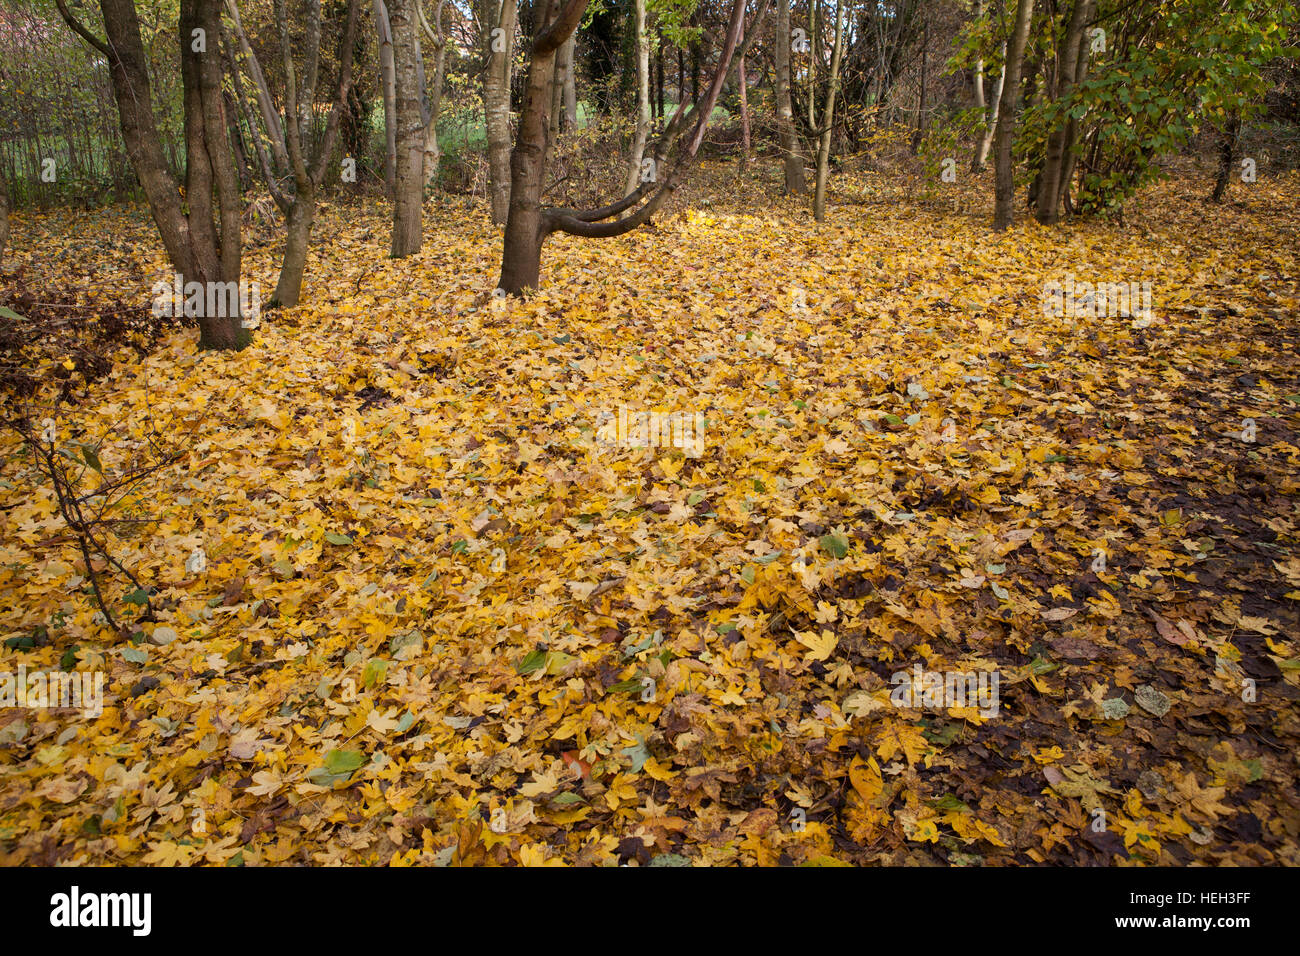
<box><xmin>543</xmin><ymin>0</ymin><xmax>761</xmax><ymax>241</ymax></box>
<box><xmin>53</xmin><ymin>0</ymin><xmax>111</xmax><ymax>56</ymax></box>
<box><xmin>533</xmin><ymin>0</ymin><xmax>586</xmax><ymax>56</ymax></box>
<box><xmin>545</xmin><ymin>182</ymin><xmax>651</xmax><ymax>222</ymax></box>
<box><xmin>546</xmin><ymin>179</ymin><xmax>676</xmax><ymax>238</ymax></box>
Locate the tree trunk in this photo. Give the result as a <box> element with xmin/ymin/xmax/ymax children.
<box><xmin>486</xmin><ymin>0</ymin><xmax>518</xmax><ymax>224</ymax></box>
<box><xmin>813</xmin><ymin>0</ymin><xmax>845</xmax><ymax>223</ymax></box>
<box><xmin>972</xmin><ymin>0</ymin><xmax>985</xmax><ymax>112</ymax></box>
<box><xmin>499</xmin><ymin>1</ymin><xmax>561</xmax><ymax>293</ymax></box>
<box><xmin>225</xmin><ymin>0</ymin><xmax>291</xmax><ymax>174</ymax></box>
<box><xmin>419</xmin><ymin>0</ymin><xmax>449</xmax><ymax>185</ymax></box>
<box><xmin>655</xmin><ymin>31</ymin><xmax>664</xmax><ymax>128</ymax></box>
<box><xmin>1210</xmin><ymin>113</ymin><xmax>1241</xmax><ymax>203</ymax></box>
<box><xmin>992</xmin><ymin>0</ymin><xmax>1035</xmax><ymax>231</ymax></box>
<box><xmin>623</xmin><ymin>0</ymin><xmax>651</xmax><ymax>197</ymax></box>
<box><xmin>249</xmin><ymin>0</ymin><xmax>359</xmax><ymax>307</ymax></box>
<box><xmin>737</xmin><ymin>54</ymin><xmax>750</xmax><ymax>174</ymax></box>
<box><xmin>774</xmin><ymin>0</ymin><xmax>805</xmax><ymax>193</ymax></box>
<box><xmin>1056</xmin><ymin>22</ymin><xmax>1093</xmax><ymax>213</ymax></box>
<box><xmin>807</xmin><ymin>0</ymin><xmax>818</xmax><ymax>128</ymax></box>
<box><xmin>973</xmin><ymin>41</ymin><xmax>1006</xmax><ymax>170</ymax></box>
<box><xmin>1035</xmin><ymin>0</ymin><xmax>1094</xmax><ymax>224</ymax></box>
<box><xmin>911</xmin><ymin>17</ymin><xmax>927</xmax><ymax>154</ymax></box>
<box><xmin>273</xmin><ymin>188</ymin><xmax>316</xmax><ymax>305</ymax></box>
<box><xmin>563</xmin><ymin>34</ymin><xmax>578</xmax><ymax>128</ymax></box>
<box><xmin>0</xmin><ymin>168</ymin><xmax>10</xmax><ymax>263</ymax></box>
<box><xmin>550</xmin><ymin>34</ymin><xmax>566</xmax><ymax>141</ymax></box>
<box><xmin>374</xmin><ymin>0</ymin><xmax>398</xmax><ymax>196</ymax></box>
<box><xmin>550</xmin><ymin>30</ymin><xmax>576</xmax><ymax>136</ymax></box>
<box><xmin>499</xmin><ymin>0</ymin><xmax>758</xmax><ymax>294</ymax></box>
<box><xmin>389</xmin><ymin>0</ymin><xmax>424</xmax><ymax>256</ymax></box>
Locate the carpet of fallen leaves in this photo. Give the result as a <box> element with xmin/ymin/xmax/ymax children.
<box><xmin>2</xmin><ymin>164</ymin><xmax>1299</xmax><ymax>866</ymax></box>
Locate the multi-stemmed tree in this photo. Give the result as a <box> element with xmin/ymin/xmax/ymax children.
<box><xmin>55</xmin><ymin>0</ymin><xmax>250</xmax><ymax>349</ymax></box>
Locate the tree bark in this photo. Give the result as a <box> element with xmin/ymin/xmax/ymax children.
<box><xmin>1035</xmin><ymin>0</ymin><xmax>1094</xmax><ymax>224</ymax></box>
<box><xmin>58</xmin><ymin>0</ymin><xmax>249</xmax><ymax>348</ymax></box>
<box><xmin>813</xmin><ymin>0</ymin><xmax>845</xmax><ymax>223</ymax></box>
<box><xmin>973</xmin><ymin>41</ymin><xmax>1006</xmax><ymax>170</ymax></box>
<box><xmin>563</xmin><ymin>34</ymin><xmax>578</xmax><ymax>128</ymax></box>
<box><xmin>774</xmin><ymin>0</ymin><xmax>806</xmax><ymax>193</ymax></box>
<box><xmin>235</xmin><ymin>0</ymin><xmax>359</xmax><ymax>307</ymax></box>
<box><xmin>486</xmin><ymin>0</ymin><xmax>518</xmax><ymax>224</ymax></box>
<box><xmin>655</xmin><ymin>31</ymin><xmax>664</xmax><ymax>127</ymax></box>
<box><xmin>225</xmin><ymin>0</ymin><xmax>291</xmax><ymax>174</ymax></box>
<box><xmin>0</xmin><ymin>167</ymin><xmax>10</xmax><ymax>263</ymax></box>
<box><xmin>419</xmin><ymin>0</ymin><xmax>449</xmax><ymax>185</ymax></box>
<box><xmin>374</xmin><ymin>0</ymin><xmax>398</xmax><ymax>196</ymax></box>
<box><xmin>737</xmin><ymin>53</ymin><xmax>751</xmax><ymax>174</ymax></box>
<box><xmin>389</xmin><ymin>0</ymin><xmax>425</xmax><ymax>256</ymax></box>
<box><xmin>623</xmin><ymin>0</ymin><xmax>651</xmax><ymax>197</ymax></box>
<box><xmin>1210</xmin><ymin>113</ymin><xmax>1241</xmax><ymax>203</ymax></box>
<box><xmin>911</xmin><ymin>16</ymin><xmax>927</xmax><ymax>154</ymax></box>
<box><xmin>992</xmin><ymin>0</ymin><xmax>1035</xmax><ymax>231</ymax></box>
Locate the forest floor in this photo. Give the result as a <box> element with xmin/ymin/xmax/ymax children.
<box><xmin>2</xmin><ymin>163</ymin><xmax>1299</xmax><ymax>865</ymax></box>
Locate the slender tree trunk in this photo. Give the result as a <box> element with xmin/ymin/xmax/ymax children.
<box><xmin>273</xmin><ymin>187</ymin><xmax>316</xmax><ymax>304</ymax></box>
<box><xmin>691</xmin><ymin>21</ymin><xmax>701</xmax><ymax>102</ymax></box>
<box><xmin>624</xmin><ymin>0</ymin><xmax>651</xmax><ymax>196</ymax></box>
<box><xmin>1057</xmin><ymin>22</ymin><xmax>1093</xmax><ymax>213</ymax></box>
<box><xmin>390</xmin><ymin>0</ymin><xmax>424</xmax><ymax>256</ymax></box>
<box><xmin>551</xmin><ymin>31</ymin><xmax>576</xmax><ymax>135</ymax></box>
<box><xmin>0</xmin><ymin>167</ymin><xmax>10</xmax><ymax>262</ymax></box>
<box><xmin>419</xmin><ymin>0</ymin><xmax>449</xmax><ymax>185</ymax></box>
<box><xmin>550</xmin><ymin>33</ymin><xmax>567</xmax><ymax>139</ymax></box>
<box><xmin>185</xmin><ymin>0</ymin><xmax>248</xmax><ymax>349</ymax></box>
<box><xmin>972</xmin><ymin>0</ymin><xmax>985</xmax><ymax>112</ymax></box>
<box><xmin>499</xmin><ymin>1</ymin><xmax>564</xmax><ymax>293</ymax></box>
<box><xmin>486</xmin><ymin>0</ymin><xmax>518</xmax><ymax>224</ymax></box>
<box><xmin>237</xmin><ymin>0</ymin><xmax>359</xmax><ymax>308</ymax></box>
<box><xmin>973</xmin><ymin>42</ymin><xmax>1006</xmax><ymax>170</ymax></box>
<box><xmin>1035</xmin><ymin>0</ymin><xmax>1094</xmax><ymax>224</ymax></box>
<box><xmin>911</xmin><ymin>17</ymin><xmax>927</xmax><ymax>153</ymax></box>
<box><xmin>992</xmin><ymin>0</ymin><xmax>1035</xmax><ymax>231</ymax></box>
<box><xmin>813</xmin><ymin>0</ymin><xmax>844</xmax><ymax>223</ymax></box>
<box><xmin>655</xmin><ymin>31</ymin><xmax>664</xmax><ymax>127</ymax></box>
<box><xmin>563</xmin><ymin>34</ymin><xmax>578</xmax><ymax>128</ymax></box>
<box><xmin>1210</xmin><ymin>113</ymin><xmax>1241</xmax><ymax>203</ymax></box>
<box><xmin>225</xmin><ymin>0</ymin><xmax>290</xmax><ymax>173</ymax></box>
<box><xmin>774</xmin><ymin>0</ymin><xmax>805</xmax><ymax>193</ymax></box>
<box><xmin>678</xmin><ymin>46</ymin><xmax>684</xmax><ymax>108</ymax></box>
<box><xmin>808</xmin><ymin>0</ymin><xmax>820</xmax><ymax>129</ymax></box>
<box><xmin>374</xmin><ymin>0</ymin><xmax>398</xmax><ymax>196</ymax></box>
<box><xmin>737</xmin><ymin>53</ymin><xmax>751</xmax><ymax>174</ymax></box>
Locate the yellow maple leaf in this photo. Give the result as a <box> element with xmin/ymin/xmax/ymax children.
<box><xmin>793</xmin><ymin>628</ymin><xmax>838</xmax><ymax>661</ymax></box>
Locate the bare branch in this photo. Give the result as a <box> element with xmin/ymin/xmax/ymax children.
<box><xmin>53</xmin><ymin>0</ymin><xmax>111</xmax><ymax>57</ymax></box>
